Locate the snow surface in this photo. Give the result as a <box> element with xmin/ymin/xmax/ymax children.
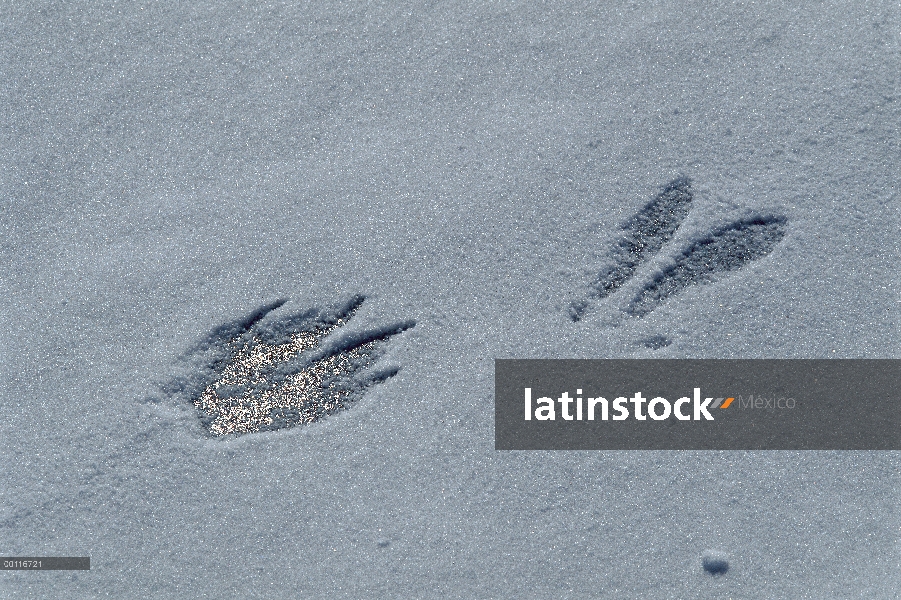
<box><xmin>2</xmin><ymin>1</ymin><xmax>899</xmax><ymax>598</ymax></box>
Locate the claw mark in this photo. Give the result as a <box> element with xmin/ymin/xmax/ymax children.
<box><xmin>197</xmin><ymin>298</ymin><xmax>289</xmax><ymax>352</ymax></box>
<box><xmin>185</xmin><ymin>296</ymin><xmax>413</xmax><ymax>436</ymax></box>
<box><xmin>627</xmin><ymin>216</ymin><xmax>787</xmax><ymax>316</ymax></box>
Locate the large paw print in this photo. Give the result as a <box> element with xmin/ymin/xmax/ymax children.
<box><xmin>166</xmin><ymin>296</ymin><xmax>413</xmax><ymax>436</ymax></box>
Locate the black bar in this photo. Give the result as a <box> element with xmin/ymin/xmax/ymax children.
<box><xmin>1</xmin><ymin>557</ymin><xmax>90</xmax><ymax>570</ymax></box>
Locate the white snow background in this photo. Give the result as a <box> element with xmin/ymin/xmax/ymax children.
<box><xmin>1</xmin><ymin>1</ymin><xmax>899</xmax><ymax>598</ymax></box>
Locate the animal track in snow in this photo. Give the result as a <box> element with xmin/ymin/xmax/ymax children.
<box><xmin>637</xmin><ymin>334</ymin><xmax>672</xmax><ymax>349</ymax></box>
<box><xmin>570</xmin><ymin>177</ymin><xmax>787</xmax><ymax>321</ymax></box>
<box><xmin>593</xmin><ymin>177</ymin><xmax>693</xmax><ymax>299</ymax></box>
<box><xmin>165</xmin><ymin>295</ymin><xmax>413</xmax><ymax>436</ymax></box>
<box><xmin>626</xmin><ymin>216</ymin><xmax>788</xmax><ymax>316</ymax></box>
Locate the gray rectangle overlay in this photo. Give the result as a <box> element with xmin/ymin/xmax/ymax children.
<box><xmin>495</xmin><ymin>360</ymin><xmax>901</xmax><ymax>450</ymax></box>
<box><xmin>1</xmin><ymin>557</ymin><xmax>90</xmax><ymax>570</ymax></box>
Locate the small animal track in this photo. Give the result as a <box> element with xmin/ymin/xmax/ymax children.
<box><xmin>570</xmin><ymin>177</ymin><xmax>787</xmax><ymax>321</ymax></box>
<box><xmin>638</xmin><ymin>334</ymin><xmax>672</xmax><ymax>349</ymax></box>
<box><xmin>627</xmin><ymin>216</ymin><xmax>787</xmax><ymax>316</ymax></box>
<box><xmin>593</xmin><ymin>177</ymin><xmax>693</xmax><ymax>299</ymax></box>
<box><xmin>702</xmin><ymin>550</ymin><xmax>730</xmax><ymax>576</ymax></box>
<box><xmin>163</xmin><ymin>295</ymin><xmax>414</xmax><ymax>436</ymax></box>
